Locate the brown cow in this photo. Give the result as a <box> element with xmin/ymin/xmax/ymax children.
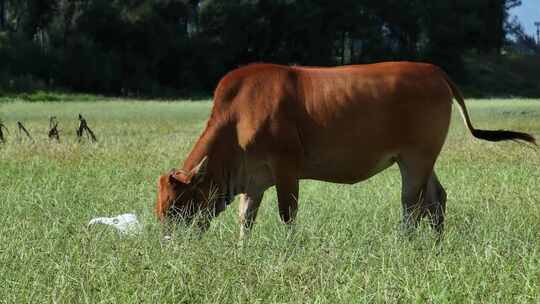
<box><xmin>156</xmin><ymin>62</ymin><xmax>535</xmax><ymax>237</ymax></box>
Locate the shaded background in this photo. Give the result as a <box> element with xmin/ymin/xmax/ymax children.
<box><xmin>0</xmin><ymin>0</ymin><xmax>539</xmax><ymax>97</ymax></box>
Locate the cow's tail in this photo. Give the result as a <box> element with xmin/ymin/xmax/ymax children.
<box><xmin>441</xmin><ymin>72</ymin><xmax>536</xmax><ymax>145</ymax></box>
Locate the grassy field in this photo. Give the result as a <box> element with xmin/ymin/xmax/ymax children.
<box><xmin>0</xmin><ymin>98</ymin><xmax>539</xmax><ymax>303</ymax></box>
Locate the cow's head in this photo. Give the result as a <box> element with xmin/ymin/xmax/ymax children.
<box><xmin>155</xmin><ymin>157</ymin><xmax>223</xmax><ymax>232</ymax></box>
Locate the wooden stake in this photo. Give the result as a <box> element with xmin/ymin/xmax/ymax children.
<box><xmin>76</xmin><ymin>114</ymin><xmax>97</xmax><ymax>142</ymax></box>
<box><xmin>48</xmin><ymin>116</ymin><xmax>60</xmax><ymax>142</ymax></box>
<box><xmin>0</xmin><ymin>119</ymin><xmax>8</xmax><ymax>143</ymax></box>
<box><xmin>17</xmin><ymin>121</ymin><xmax>34</xmax><ymax>143</ymax></box>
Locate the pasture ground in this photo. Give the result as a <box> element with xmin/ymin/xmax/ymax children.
<box><xmin>0</xmin><ymin>99</ymin><xmax>539</xmax><ymax>303</ymax></box>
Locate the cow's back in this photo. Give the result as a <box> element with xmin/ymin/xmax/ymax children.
<box><xmin>213</xmin><ymin>63</ymin><xmax>453</xmax><ymax>184</ymax></box>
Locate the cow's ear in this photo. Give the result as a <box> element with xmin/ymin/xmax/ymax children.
<box><xmin>190</xmin><ymin>156</ymin><xmax>208</xmax><ymax>185</ymax></box>
<box><xmin>169</xmin><ymin>169</ymin><xmax>191</xmax><ymax>184</ymax></box>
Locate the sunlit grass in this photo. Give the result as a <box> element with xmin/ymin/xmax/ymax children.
<box><xmin>0</xmin><ymin>99</ymin><xmax>539</xmax><ymax>303</ymax></box>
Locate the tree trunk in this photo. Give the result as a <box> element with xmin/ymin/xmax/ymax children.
<box><xmin>349</xmin><ymin>35</ymin><xmax>357</xmax><ymax>64</ymax></box>
<box><xmin>0</xmin><ymin>0</ymin><xmax>5</xmax><ymax>29</ymax></box>
<box><xmin>341</xmin><ymin>31</ymin><xmax>346</xmax><ymax>65</ymax></box>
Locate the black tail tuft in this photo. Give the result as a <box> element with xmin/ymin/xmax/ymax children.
<box><xmin>472</xmin><ymin>129</ymin><xmax>536</xmax><ymax>145</ymax></box>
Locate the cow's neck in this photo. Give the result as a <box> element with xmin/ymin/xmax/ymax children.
<box><xmin>182</xmin><ymin>121</ymin><xmax>244</xmax><ymax>205</ymax></box>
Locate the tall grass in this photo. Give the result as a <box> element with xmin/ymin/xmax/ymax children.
<box><xmin>0</xmin><ymin>99</ymin><xmax>538</xmax><ymax>303</ymax></box>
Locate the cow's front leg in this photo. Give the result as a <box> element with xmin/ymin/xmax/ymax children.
<box><xmin>273</xmin><ymin>162</ymin><xmax>299</xmax><ymax>225</ymax></box>
<box><xmin>238</xmin><ymin>192</ymin><xmax>264</xmax><ymax>238</ymax></box>
<box><xmin>267</xmin><ymin>121</ymin><xmax>302</xmax><ymax>228</ymax></box>
<box><xmin>276</xmin><ymin>179</ymin><xmax>299</xmax><ymax>225</ymax></box>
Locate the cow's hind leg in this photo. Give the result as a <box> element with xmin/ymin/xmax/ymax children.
<box><xmin>423</xmin><ymin>172</ymin><xmax>447</xmax><ymax>234</ymax></box>
<box><xmin>397</xmin><ymin>154</ymin><xmax>436</xmax><ymax>233</ymax></box>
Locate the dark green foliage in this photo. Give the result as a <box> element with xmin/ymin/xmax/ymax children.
<box><xmin>0</xmin><ymin>0</ymin><xmax>533</xmax><ymax>97</ymax></box>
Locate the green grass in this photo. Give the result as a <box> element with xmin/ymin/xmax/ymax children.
<box><xmin>0</xmin><ymin>99</ymin><xmax>539</xmax><ymax>303</ymax></box>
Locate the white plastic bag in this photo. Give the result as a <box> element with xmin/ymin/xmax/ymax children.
<box><xmin>88</xmin><ymin>213</ymin><xmax>142</xmax><ymax>236</ymax></box>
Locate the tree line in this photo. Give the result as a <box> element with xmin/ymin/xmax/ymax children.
<box><xmin>0</xmin><ymin>0</ymin><xmax>526</xmax><ymax>96</ymax></box>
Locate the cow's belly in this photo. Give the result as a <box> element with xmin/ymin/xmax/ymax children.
<box><xmin>296</xmin><ymin>97</ymin><xmax>450</xmax><ymax>184</ymax></box>
<box><xmin>300</xmin><ymin>148</ymin><xmax>398</xmax><ymax>184</ymax></box>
